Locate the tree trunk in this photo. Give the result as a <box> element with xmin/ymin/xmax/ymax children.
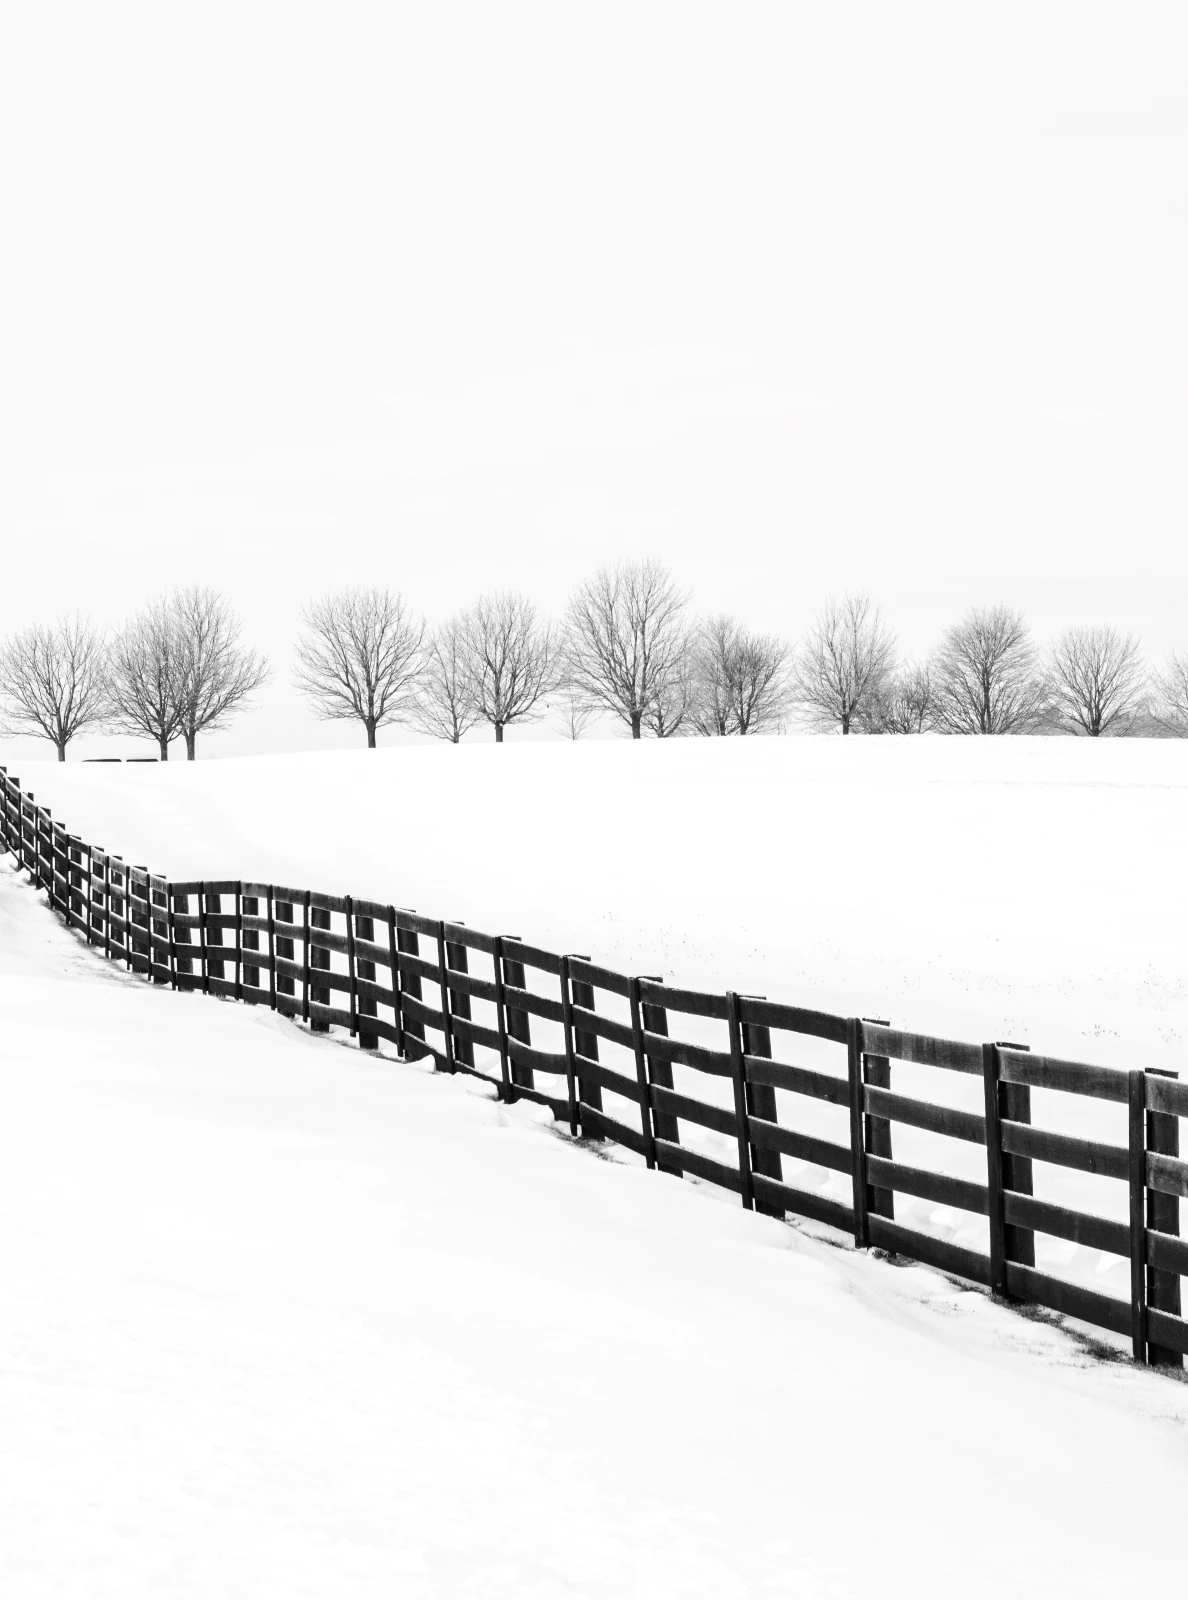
<box><xmin>841</xmin><ymin>712</ymin><xmax>850</xmax><ymax>735</ymax></box>
<box><xmin>630</xmin><ymin>711</ymin><xmax>641</xmax><ymax>739</ymax></box>
<box><xmin>57</xmin><ymin>741</ymin><xmax>67</xmax><ymax>762</ymax></box>
<box><xmin>494</xmin><ymin>722</ymin><xmax>504</xmax><ymax>744</ymax></box>
<box><xmin>159</xmin><ymin>738</ymin><xmax>170</xmax><ymax>761</ymax></box>
<box><xmin>185</xmin><ymin>731</ymin><xmax>196</xmax><ymax>760</ymax></box>
<box><xmin>366</xmin><ymin>720</ymin><xmax>377</xmax><ymax>748</ymax></box>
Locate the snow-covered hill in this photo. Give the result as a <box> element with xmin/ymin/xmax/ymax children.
<box><xmin>3</xmin><ymin>739</ymin><xmax>1188</xmax><ymax>1593</ymax></box>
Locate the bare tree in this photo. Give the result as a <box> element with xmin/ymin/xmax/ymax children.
<box><xmin>692</xmin><ymin>616</ymin><xmax>793</xmax><ymax>735</ymax></box>
<box><xmin>643</xmin><ymin>635</ymin><xmax>697</xmax><ymax>737</ymax></box>
<box><xmin>860</xmin><ymin>661</ymin><xmax>934</xmax><ymax>734</ymax></box>
<box><xmin>171</xmin><ymin>586</ymin><xmax>269</xmax><ymax>759</ymax></box>
<box><xmin>460</xmin><ymin>591</ymin><xmax>562</xmax><ymax>742</ymax></box>
<box><xmin>1151</xmin><ymin>652</ymin><xmax>1188</xmax><ymax>735</ymax></box>
<box><xmin>795</xmin><ymin>594</ymin><xmax>896</xmax><ymax>734</ymax></box>
<box><xmin>0</xmin><ymin>615</ymin><xmax>108</xmax><ymax>760</ymax></box>
<box><xmin>107</xmin><ymin>598</ymin><xmax>187</xmax><ymax>759</ymax></box>
<box><xmin>930</xmin><ymin>605</ymin><xmax>1049</xmax><ymax>734</ymax></box>
<box><xmin>566</xmin><ymin>560</ymin><xmax>691</xmax><ymax>739</ymax></box>
<box><xmin>1048</xmin><ymin>625</ymin><xmax>1145</xmax><ymax>737</ymax></box>
<box><xmin>554</xmin><ymin>683</ymin><xmax>599</xmax><ymax>741</ymax></box>
<box><xmin>294</xmin><ymin>587</ymin><xmax>427</xmax><ymax>748</ymax></box>
<box><xmin>411</xmin><ymin>616</ymin><xmax>480</xmax><ymax>744</ymax></box>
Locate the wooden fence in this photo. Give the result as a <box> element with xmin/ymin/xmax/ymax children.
<box><xmin>2</xmin><ymin>762</ymin><xmax>1184</xmax><ymax>1371</ymax></box>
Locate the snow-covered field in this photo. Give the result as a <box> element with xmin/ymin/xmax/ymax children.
<box><xmin>3</xmin><ymin>837</ymin><xmax>1188</xmax><ymax>1597</ymax></box>
<box><xmin>11</xmin><ymin>737</ymin><xmax>1188</xmax><ymax>1311</ymax></box>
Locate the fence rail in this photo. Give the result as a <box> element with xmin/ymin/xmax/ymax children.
<box><xmin>1</xmin><ymin>763</ymin><xmax>1183</xmax><ymax>1369</ymax></box>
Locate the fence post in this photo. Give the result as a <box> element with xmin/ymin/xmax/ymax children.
<box><xmin>861</xmin><ymin>1018</ymin><xmax>894</xmax><ymax>1220</ymax></box>
<box><xmin>1000</xmin><ymin>1044</ymin><xmax>1035</xmax><ymax>1274</ymax></box>
<box><xmin>492</xmin><ymin>935</ymin><xmax>512</xmax><ymax>1099</ymax></box>
<box><xmin>355</xmin><ymin>904</ymin><xmax>378</xmax><ymax>1050</ymax></box>
<box><xmin>628</xmin><ymin>977</ymin><xmax>658</xmax><ymax>1171</ymax></box>
<box><xmin>166</xmin><ymin>884</ymin><xmax>178</xmax><ymax>989</ymax></box>
<box><xmin>386</xmin><ymin>907</ymin><xmax>405</xmax><ymax>1057</ymax></box>
<box><xmin>102</xmin><ymin>855</ymin><xmax>113</xmax><ymax>961</ymax></box>
<box><xmin>301</xmin><ymin>891</ymin><xmax>311</xmax><ymax>1023</ymax></box>
<box><xmin>198</xmin><ymin>882</ymin><xmax>210</xmax><ymax>993</ymax></box>
<box><xmin>1146</xmin><ymin>1068</ymin><xmax>1183</xmax><ymax>1369</ymax></box>
<box><xmin>847</xmin><ymin>1017</ymin><xmax>870</xmax><ymax>1248</ymax></box>
<box><xmin>569</xmin><ymin>961</ymin><xmax>602</xmax><ymax>1135</ymax></box>
<box><xmin>641</xmin><ymin>984</ymin><xmax>678</xmax><ymax>1171</ymax></box>
<box><xmin>983</xmin><ymin>1043</ymin><xmax>1008</xmax><ymax>1297</ymax></box>
<box><xmin>242</xmin><ymin>889</ymin><xmax>260</xmax><ymax>992</ymax></box>
<box><xmin>266</xmin><ymin>889</ymin><xmax>278</xmax><ymax>1011</ymax></box>
<box><xmin>559</xmin><ymin>955</ymin><xmax>579</xmax><ymax>1136</ymax></box>
<box><xmin>344</xmin><ymin>895</ymin><xmax>359</xmax><ymax>1039</ymax></box>
<box><xmin>435</xmin><ymin>920</ymin><xmax>455</xmax><ymax>1071</ymax></box>
<box><xmin>726</xmin><ymin>991</ymin><xmax>755</xmax><ymax>1211</ymax></box>
<box><xmin>445</xmin><ymin>926</ymin><xmax>474</xmax><ymax>1070</ymax></box>
<box><xmin>501</xmin><ymin>940</ymin><xmax>532</xmax><ymax>1094</ymax></box>
<box><xmin>309</xmin><ymin>902</ymin><xmax>330</xmax><ymax>1033</ymax></box>
<box><xmin>1128</xmin><ymin>1070</ymin><xmax>1148</xmax><ymax>1364</ymax></box>
<box><xmin>152</xmin><ymin>878</ymin><xmax>169</xmax><ymax>985</ymax></box>
<box><xmin>741</xmin><ymin>999</ymin><xmax>783</xmax><ymax>1218</ymax></box>
<box><xmin>397</xmin><ymin>918</ymin><xmax>425</xmax><ymax>1050</ymax></box>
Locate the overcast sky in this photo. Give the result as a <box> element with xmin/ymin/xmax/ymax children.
<box><xmin>2</xmin><ymin>3</ymin><xmax>1185</xmax><ymax>759</ymax></box>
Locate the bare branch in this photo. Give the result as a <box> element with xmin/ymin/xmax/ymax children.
<box><xmin>566</xmin><ymin>560</ymin><xmax>691</xmax><ymax>739</ymax></box>
<box><xmin>0</xmin><ymin>614</ymin><xmax>108</xmax><ymax>760</ymax></box>
<box><xmin>172</xmin><ymin>586</ymin><xmax>269</xmax><ymax>759</ymax></box>
<box><xmin>1150</xmin><ymin>652</ymin><xmax>1188</xmax><ymax>735</ymax></box>
<box><xmin>293</xmin><ymin>587</ymin><xmax>427</xmax><ymax>748</ymax></box>
<box><xmin>410</xmin><ymin>616</ymin><xmax>480</xmax><ymax>744</ymax></box>
<box><xmin>930</xmin><ymin>605</ymin><xmax>1049</xmax><ymax>734</ymax></box>
<box><xmin>1048</xmin><ymin>625</ymin><xmax>1145</xmax><ymax>737</ymax></box>
<box><xmin>460</xmin><ymin>591</ymin><xmax>562</xmax><ymax>743</ymax></box>
<box><xmin>692</xmin><ymin>616</ymin><xmax>793</xmax><ymax>735</ymax></box>
<box><xmin>794</xmin><ymin>594</ymin><xmax>896</xmax><ymax>734</ymax></box>
<box><xmin>860</xmin><ymin>660</ymin><xmax>934</xmax><ymax>734</ymax></box>
<box><xmin>107</xmin><ymin>599</ymin><xmax>187</xmax><ymax>759</ymax></box>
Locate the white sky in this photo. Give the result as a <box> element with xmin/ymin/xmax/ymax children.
<box><xmin>2</xmin><ymin>3</ymin><xmax>1186</xmax><ymax>758</ymax></box>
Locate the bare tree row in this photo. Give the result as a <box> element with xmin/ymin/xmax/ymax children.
<box><xmin>0</xmin><ymin>589</ymin><xmax>268</xmax><ymax>760</ymax></box>
<box><xmin>6</xmin><ymin>567</ymin><xmax>1188</xmax><ymax>757</ymax></box>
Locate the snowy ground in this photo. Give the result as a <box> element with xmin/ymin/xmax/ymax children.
<box><xmin>11</xmin><ymin>737</ymin><xmax>1188</xmax><ymax>1311</ymax></box>
<box><xmin>3</xmin><ymin>763</ymin><xmax>1188</xmax><ymax>1593</ymax></box>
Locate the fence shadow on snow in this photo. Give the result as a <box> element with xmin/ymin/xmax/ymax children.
<box><xmin>1</xmin><ymin>763</ymin><xmax>1184</xmax><ymax>1371</ymax></box>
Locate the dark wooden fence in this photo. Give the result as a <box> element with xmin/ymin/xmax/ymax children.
<box><xmin>2</xmin><ymin>763</ymin><xmax>1184</xmax><ymax>1371</ymax></box>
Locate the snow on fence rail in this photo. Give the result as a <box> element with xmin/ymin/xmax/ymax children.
<box><xmin>2</xmin><ymin>763</ymin><xmax>1184</xmax><ymax>1368</ymax></box>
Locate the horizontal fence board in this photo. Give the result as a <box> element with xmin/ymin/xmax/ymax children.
<box><xmin>1001</xmin><ymin>1121</ymin><xmax>1128</xmax><ymax>1181</ymax></box>
<box><xmin>442</xmin><ymin>922</ymin><xmax>498</xmax><ymax>957</ymax></box>
<box><xmin>747</xmin><ymin>1117</ymin><xmax>852</xmax><ymax>1173</ymax></box>
<box><xmin>308</xmin><ymin>927</ymin><xmax>350</xmax><ymax>958</ymax></box>
<box><xmin>641</xmin><ymin>1030</ymin><xmax>732</xmax><ymax>1078</ymax></box>
<box><xmin>356</xmin><ymin>975</ymin><xmax>399</xmax><ymax>1012</ymax></box>
<box><xmin>865</xmin><ymin>1155</ymin><xmax>989</xmax><ymax>1216</ymax></box>
<box><xmin>350</xmin><ymin>896</ymin><xmax>392</xmax><ymax>923</ymax></box>
<box><xmin>750</xmin><ymin>1173</ymin><xmax>854</xmax><ymax>1231</ymax></box>
<box><xmin>744</xmin><ymin>1056</ymin><xmax>850</xmax><ymax>1106</ymax></box>
<box><xmin>395</xmin><ymin>909</ymin><xmax>440</xmax><ymax>939</ymax></box>
<box><xmin>1146</xmin><ymin>1151</ymin><xmax>1188</xmax><ymax>1200</ymax></box>
<box><xmin>1003</xmin><ymin>1192</ymin><xmax>1130</xmax><ymax>1257</ymax></box>
<box><xmin>308</xmin><ymin>890</ymin><xmax>349</xmax><ymax>915</ymax></box>
<box><xmin>868</xmin><ymin>1217</ymin><xmax>992</xmax><ymax>1284</ymax></box>
<box><xmin>507</xmin><ymin>1037</ymin><xmax>569</xmax><ymax>1078</ymax></box>
<box><xmin>398</xmin><ymin>951</ymin><xmax>443</xmax><ymax>987</ymax></box>
<box><xmin>441</xmin><ymin>967</ymin><xmax>498</xmax><ymax>1004</ymax></box>
<box><xmin>307</xmin><ymin>1000</ymin><xmax>354</xmax><ymax>1030</ymax></box>
<box><xmin>400</xmin><ymin>992</ymin><xmax>447</xmax><ymax>1032</ymax></box>
<box><xmin>502</xmin><ymin>984</ymin><xmax>564</xmax><ymax>1025</ymax></box>
<box><xmin>502</xmin><ymin>938</ymin><xmax>562</xmax><ymax>976</ymax></box>
<box><xmin>860</xmin><ymin>1025</ymin><xmax>982</xmax><ymax>1076</ymax></box>
<box><xmin>999</xmin><ymin>1048</ymin><xmax>1129</xmax><ymax>1104</ymax></box>
<box><xmin>1146</xmin><ymin>1230</ymin><xmax>1188</xmax><ymax>1276</ymax></box>
<box><xmin>736</xmin><ymin>997</ymin><xmax>849</xmax><ymax>1043</ymax></box>
<box><xmin>353</xmin><ymin>934</ymin><xmax>396</xmax><ymax>970</ymax></box>
<box><xmin>579</xmin><ymin>1104</ymin><xmax>648</xmax><ymax>1156</ymax></box>
<box><xmin>1004</xmin><ymin>1263</ymin><xmax>1131</xmax><ymax>1337</ymax></box>
<box><xmin>571</xmin><ymin>1006</ymin><xmax>635</xmax><ymax>1051</ymax></box>
<box><xmin>1145</xmin><ymin>1075</ymin><xmax>1188</xmax><ymax>1118</ymax></box>
<box><xmin>638</xmin><ymin>979</ymin><xmax>729</xmax><ymax>1021</ymax></box>
<box><xmin>449</xmin><ymin>1014</ymin><xmax>503</xmax><ymax>1054</ymax></box>
<box><xmin>863</xmin><ymin>1085</ymin><xmax>986</xmax><ymax>1145</ymax></box>
<box><xmin>653</xmin><ymin>1139</ymin><xmax>742</xmax><ymax>1193</ymax></box>
<box><xmin>651</xmin><ymin>1084</ymin><xmax>738</xmax><ymax>1138</ymax></box>
<box><xmin>573</xmin><ymin>1055</ymin><xmax>643</xmax><ymax>1105</ymax></box>
<box><xmin>1145</xmin><ymin>1308</ymin><xmax>1188</xmax><ymax>1356</ymax></box>
<box><xmin>508</xmin><ymin>1081</ymin><xmax>571</xmax><ymax>1118</ymax></box>
<box><xmin>569</xmin><ymin>959</ymin><xmax>631</xmax><ymax>999</ymax></box>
